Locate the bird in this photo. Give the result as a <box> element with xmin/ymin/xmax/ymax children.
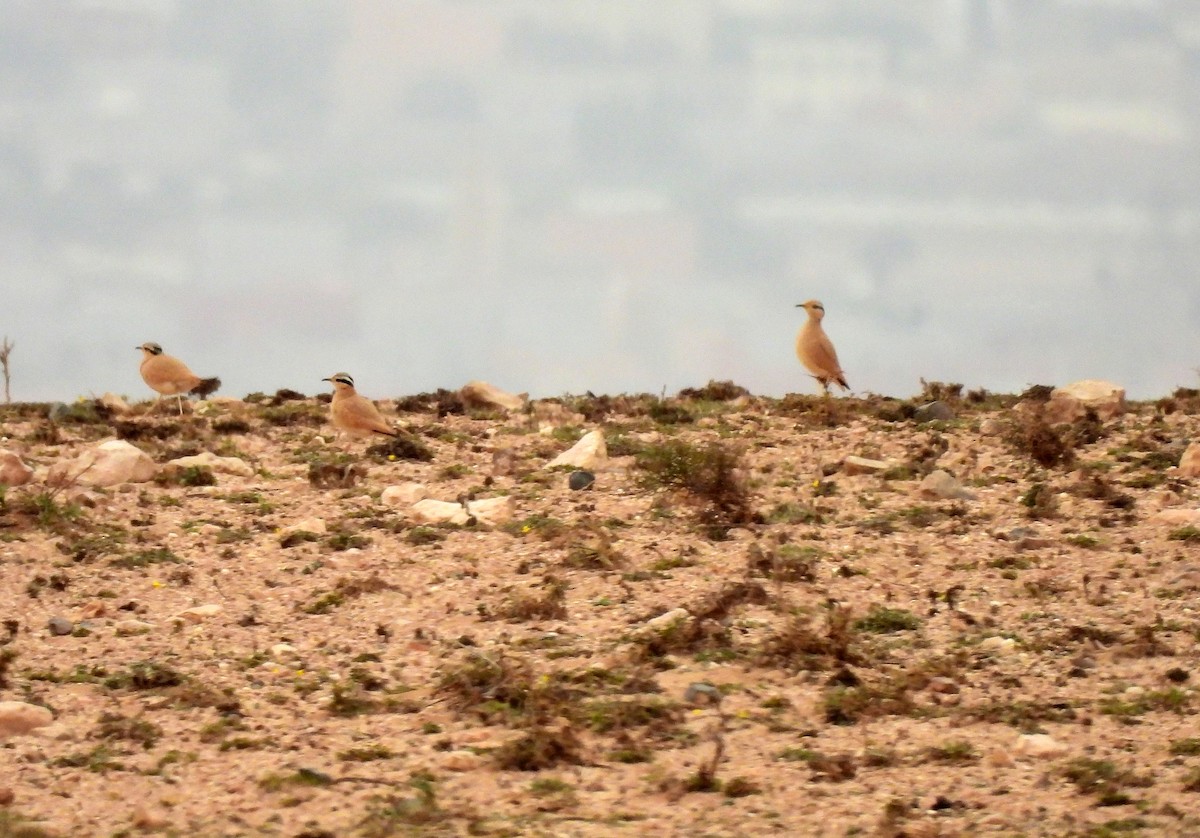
<box><xmin>322</xmin><ymin>372</ymin><xmax>398</xmax><ymax>439</ymax></box>
<box><xmin>136</xmin><ymin>342</ymin><xmax>221</xmax><ymax>414</ymax></box>
<box><xmin>795</xmin><ymin>300</ymin><xmax>849</xmax><ymax>395</ymax></box>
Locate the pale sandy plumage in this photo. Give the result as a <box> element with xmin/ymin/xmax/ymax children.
<box><xmin>795</xmin><ymin>300</ymin><xmax>849</xmax><ymax>395</ymax></box>
<box><xmin>137</xmin><ymin>342</ymin><xmax>220</xmax><ymax>414</ymax></box>
<box><xmin>323</xmin><ymin>372</ymin><xmax>397</xmax><ymax>439</ymax></box>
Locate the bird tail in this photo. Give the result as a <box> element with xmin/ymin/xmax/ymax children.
<box><xmin>191</xmin><ymin>377</ymin><xmax>222</xmax><ymax>398</ymax></box>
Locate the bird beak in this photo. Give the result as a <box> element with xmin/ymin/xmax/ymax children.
<box><xmin>321</xmin><ymin>377</ymin><xmax>331</xmax><ymax>382</ymax></box>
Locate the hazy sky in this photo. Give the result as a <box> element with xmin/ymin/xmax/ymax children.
<box><xmin>3</xmin><ymin>1</ymin><xmax>1199</xmax><ymax>403</ymax></box>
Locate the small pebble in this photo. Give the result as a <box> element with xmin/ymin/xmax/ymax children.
<box><xmin>568</xmin><ymin>470</ymin><xmax>595</xmax><ymax>491</ymax></box>
<box><xmin>684</xmin><ymin>682</ymin><xmax>723</xmax><ymax>706</ymax></box>
<box><xmin>47</xmin><ymin>616</ymin><xmax>73</xmax><ymax>637</ymax></box>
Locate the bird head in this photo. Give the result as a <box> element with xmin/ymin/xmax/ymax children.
<box><xmin>323</xmin><ymin>372</ymin><xmax>355</xmax><ymax>392</ymax></box>
<box><xmin>136</xmin><ymin>342</ymin><xmax>164</xmax><ymax>356</ymax></box>
<box><xmin>796</xmin><ymin>300</ymin><xmax>826</xmax><ymax>320</ymax></box>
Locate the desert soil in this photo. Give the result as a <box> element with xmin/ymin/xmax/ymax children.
<box><xmin>1</xmin><ymin>385</ymin><xmax>1199</xmax><ymax>838</ymax></box>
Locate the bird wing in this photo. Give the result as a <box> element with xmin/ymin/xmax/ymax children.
<box><xmin>141</xmin><ymin>355</ymin><xmax>200</xmax><ymax>394</ymax></box>
<box><xmin>340</xmin><ymin>395</ymin><xmax>397</xmax><ymax>436</ymax></box>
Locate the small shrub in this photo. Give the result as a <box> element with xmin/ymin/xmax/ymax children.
<box><xmin>854</xmin><ymin>606</ymin><xmax>921</xmax><ymax>634</ymax></box>
<box><xmin>339</xmin><ymin>743</ymin><xmax>395</xmax><ymax>762</ymax></box>
<box><xmin>1007</xmin><ymin>407</ymin><xmax>1075</xmax><ymax>468</ymax></box>
<box><xmin>172</xmin><ymin>466</ymin><xmax>216</xmax><ymax>487</ymax></box>
<box><xmin>1168</xmin><ymin>526</ymin><xmax>1200</xmax><ymax>543</ymax></box>
<box><xmin>365</xmin><ymin>430</ymin><xmax>435</xmax><ymax>462</ymax></box>
<box><xmin>924</xmin><ymin>740</ymin><xmax>977</xmax><ymax>763</ymax></box>
<box><xmin>636</xmin><ymin>439</ymin><xmax>754</xmax><ymax>539</ymax></box>
<box><xmin>493</xmin><ymin>576</ymin><xmax>569</xmax><ymax>622</ymax></box>
<box><xmin>110</xmin><ymin>548</ymin><xmax>180</xmax><ymax>569</ymax></box>
<box><xmin>95</xmin><ymin>713</ymin><xmax>162</xmax><ymax>749</ymax></box>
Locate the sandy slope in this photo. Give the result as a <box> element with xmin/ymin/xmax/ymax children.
<box><xmin>1</xmin><ymin>387</ymin><xmax>1199</xmax><ymax>838</ymax></box>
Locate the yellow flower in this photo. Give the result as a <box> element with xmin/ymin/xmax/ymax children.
<box><xmin>388</xmin><ymin>454</ymin><xmax>397</xmax><ymax>461</ymax></box>
<box><xmin>151</xmin><ymin>580</ymin><xmax>163</xmax><ymax>588</ymax></box>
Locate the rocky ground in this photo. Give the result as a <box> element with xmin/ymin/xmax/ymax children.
<box><xmin>1</xmin><ymin>380</ymin><xmax>1200</xmax><ymax>838</ymax></box>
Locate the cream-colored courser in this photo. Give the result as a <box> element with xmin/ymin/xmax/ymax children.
<box><xmin>795</xmin><ymin>300</ymin><xmax>849</xmax><ymax>395</ymax></box>
<box><xmin>136</xmin><ymin>342</ymin><xmax>221</xmax><ymax>414</ymax></box>
<box><xmin>322</xmin><ymin>372</ymin><xmax>398</xmax><ymax>438</ymax></box>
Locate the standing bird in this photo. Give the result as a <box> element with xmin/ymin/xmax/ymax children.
<box><xmin>322</xmin><ymin>372</ymin><xmax>398</xmax><ymax>439</ymax></box>
<box><xmin>795</xmin><ymin>300</ymin><xmax>849</xmax><ymax>395</ymax></box>
<box><xmin>136</xmin><ymin>342</ymin><xmax>221</xmax><ymax>414</ymax></box>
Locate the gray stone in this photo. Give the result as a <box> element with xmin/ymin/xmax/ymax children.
<box><xmin>684</xmin><ymin>682</ymin><xmax>723</xmax><ymax>706</ymax></box>
<box><xmin>914</xmin><ymin>400</ymin><xmax>955</xmax><ymax>423</ymax></box>
<box><xmin>47</xmin><ymin>616</ymin><xmax>73</xmax><ymax>636</ymax></box>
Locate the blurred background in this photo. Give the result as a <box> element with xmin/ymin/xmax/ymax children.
<box><xmin>2</xmin><ymin>0</ymin><xmax>1199</xmax><ymax>402</ymax></box>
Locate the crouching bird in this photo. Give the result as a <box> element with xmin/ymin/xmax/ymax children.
<box><xmin>795</xmin><ymin>300</ymin><xmax>849</xmax><ymax>396</ymax></box>
<box><xmin>322</xmin><ymin>372</ymin><xmax>398</xmax><ymax>439</ymax></box>
<box><xmin>136</xmin><ymin>342</ymin><xmax>221</xmax><ymax>414</ymax></box>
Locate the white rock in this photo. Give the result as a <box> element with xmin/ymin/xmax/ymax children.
<box><xmin>633</xmin><ymin>608</ymin><xmax>692</xmax><ymax>639</ymax></box>
<box><xmin>1151</xmin><ymin>508</ymin><xmax>1200</xmax><ymax>527</ymax></box>
<box><xmin>441</xmin><ymin>750</ymin><xmax>484</xmax><ymax>771</ymax></box>
<box><xmin>271</xmin><ymin>643</ymin><xmax>301</xmax><ymax>662</ymax></box>
<box><xmin>47</xmin><ymin>439</ymin><xmax>157</xmax><ymax>487</ymax></box>
<box><xmin>460</xmin><ymin>380</ymin><xmax>526</xmax><ymax>412</ymax></box>
<box><xmin>163</xmin><ymin>452</ymin><xmax>254</xmax><ymax>478</ymax></box>
<box><xmin>1013</xmin><ymin>733</ymin><xmax>1069</xmax><ymax>760</ymax></box>
<box><xmin>0</xmin><ymin>449</ymin><xmax>34</xmax><ymax>487</ymax></box>
<box><xmin>114</xmin><ymin>620</ymin><xmax>155</xmax><ymax>636</ymax></box>
<box><xmin>173</xmin><ymin>603</ymin><xmax>223</xmax><ymax>623</ymax></box>
<box><xmin>532</xmin><ymin>401</ymin><xmax>585</xmax><ymax>431</ymax></box>
<box><xmin>1044</xmin><ymin>379</ymin><xmax>1126</xmax><ymax>424</ymax></box>
<box><xmin>979</xmin><ymin>636</ymin><xmax>1016</xmax><ymax>655</ymax></box>
<box><xmin>919</xmin><ymin>469</ymin><xmax>975</xmax><ymax>501</ymax></box>
<box><xmin>97</xmin><ymin>392</ymin><xmax>131</xmax><ymax>415</ymax></box>
<box><xmin>381</xmin><ymin>483</ymin><xmax>428</xmax><ymax>507</ymax></box>
<box><xmin>284</xmin><ymin>517</ymin><xmax>327</xmax><ymax>535</ymax></box>
<box><xmin>0</xmin><ymin>701</ymin><xmax>54</xmax><ymax>740</ymax></box>
<box><xmin>979</xmin><ymin>418</ymin><xmax>1004</xmax><ymax>436</ymax></box>
<box><xmin>548</xmin><ymin>430</ymin><xmax>607</xmax><ymax>470</ymax></box>
<box><xmin>467</xmin><ymin>495</ymin><xmax>515</xmax><ymax>527</ymax></box>
<box><xmin>408</xmin><ymin>496</ymin><xmax>514</xmax><ymax>528</ymax></box>
<box><xmin>410</xmin><ymin>499</ymin><xmax>471</xmax><ymax>526</ymax></box>
<box><xmin>1177</xmin><ymin>442</ymin><xmax>1200</xmax><ymax>478</ymax></box>
<box><xmin>841</xmin><ymin>455</ymin><xmax>895</xmax><ymax>476</ymax></box>
<box><xmin>63</xmin><ymin>488</ymin><xmax>108</xmax><ymax>509</ymax></box>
